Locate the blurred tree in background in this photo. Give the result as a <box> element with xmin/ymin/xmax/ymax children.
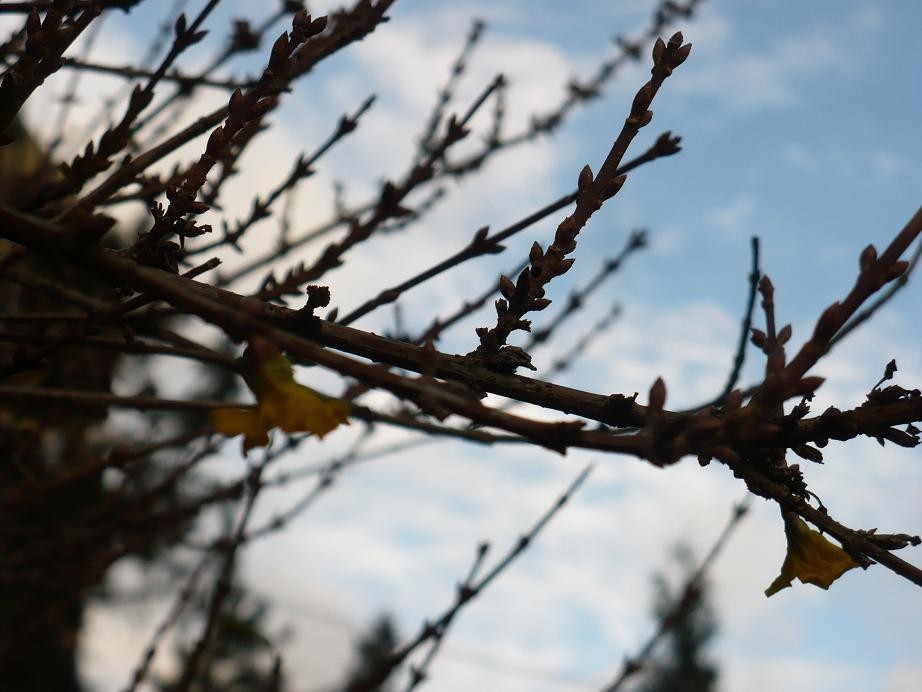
<box><xmin>637</xmin><ymin>546</ymin><xmax>718</xmax><ymax>692</ymax></box>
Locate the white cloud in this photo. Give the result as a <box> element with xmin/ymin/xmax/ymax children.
<box><xmin>706</xmin><ymin>194</ymin><xmax>757</xmax><ymax>238</ymax></box>
<box><xmin>673</xmin><ymin>5</ymin><xmax>882</xmax><ymax>114</ymax></box>
<box><xmin>886</xmin><ymin>663</ymin><xmax>922</xmax><ymax>692</ymax></box>
<box><xmin>782</xmin><ymin>144</ymin><xmax>819</xmax><ymax>173</ymax></box>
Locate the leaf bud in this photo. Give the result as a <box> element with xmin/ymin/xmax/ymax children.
<box><xmin>750</xmin><ymin>328</ymin><xmax>767</xmax><ymax>349</ymax></box>
<box><xmin>648</xmin><ymin>376</ymin><xmax>667</xmax><ymax>412</ymax></box>
<box><xmin>529</xmin><ymin>241</ymin><xmax>544</xmax><ymax>265</ymax></box>
<box><xmin>777</xmin><ymin>324</ymin><xmax>792</xmax><ymax>346</ymax></box>
<box><xmin>577</xmin><ymin>164</ymin><xmax>594</xmax><ymax>192</ymax></box>
<box><xmin>672</xmin><ymin>42</ymin><xmax>692</xmax><ymax>68</ymax></box>
<box><xmin>881</xmin><ymin>260</ymin><xmax>909</xmax><ymax>285</ymax></box>
<box><xmin>601</xmin><ymin>174</ymin><xmax>627</xmax><ymax>200</ymax></box>
<box><xmin>859</xmin><ymin>244</ymin><xmax>877</xmax><ymax>271</ymax></box>
<box><xmin>652</xmin><ymin>36</ymin><xmax>665</xmax><ymax>64</ymax></box>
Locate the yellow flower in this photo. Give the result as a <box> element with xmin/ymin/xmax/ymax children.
<box><xmin>211</xmin><ymin>337</ymin><xmax>350</xmax><ymax>454</ymax></box>
<box><xmin>765</xmin><ymin>517</ymin><xmax>859</xmax><ymax>597</ymax></box>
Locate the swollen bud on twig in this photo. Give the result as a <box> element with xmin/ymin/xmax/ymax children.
<box><xmin>186</xmin><ymin>201</ymin><xmax>210</xmax><ymax>215</ymax></box>
<box><xmin>652</xmin><ymin>36</ymin><xmax>666</xmax><ymax>64</ymax></box>
<box><xmin>812</xmin><ymin>302</ymin><xmax>843</xmax><ymax>342</ymax></box>
<box><xmin>859</xmin><ymin>244</ymin><xmax>877</xmax><ymax>271</ymax></box>
<box><xmin>777</xmin><ymin>324</ymin><xmax>792</xmax><ymax>346</ymax></box>
<box><xmin>881</xmin><ymin>260</ymin><xmax>909</xmax><ymax>285</ymax></box>
<box><xmin>789</xmin><ymin>376</ymin><xmax>825</xmax><ymax>397</ymax></box>
<box><xmin>750</xmin><ymin>328</ymin><xmax>767</xmax><ymax>350</ymax></box>
<box><xmin>228</xmin><ymin>88</ymin><xmax>245</xmax><ymax>117</ymax></box>
<box><xmin>471</xmin><ymin>226</ymin><xmax>490</xmax><ymax>245</ymax></box>
<box><xmin>270</xmin><ymin>31</ymin><xmax>291</xmax><ymax>67</ymax></box>
<box><xmin>648</xmin><ymin>376</ymin><xmax>666</xmax><ymax>412</ymax></box>
<box><xmin>577</xmin><ymin>164</ymin><xmax>593</xmax><ymax>192</ymax></box>
<box><xmin>499</xmin><ymin>275</ymin><xmax>515</xmax><ymax>301</ymax></box>
<box><xmin>792</xmin><ymin>444</ymin><xmax>824</xmax><ymax>464</ymax></box>
<box><xmin>26</xmin><ymin>8</ymin><xmax>41</xmax><ymax>36</ymax></box>
<box><xmin>206</xmin><ymin>126</ymin><xmax>226</xmax><ymax>154</ymax></box>
<box><xmin>601</xmin><ymin>174</ymin><xmax>627</xmax><ymax>200</ymax></box>
<box><xmin>174</xmin><ymin>13</ymin><xmax>187</xmax><ymax>38</ymax></box>
<box><xmin>529</xmin><ymin>241</ymin><xmax>544</xmax><ymax>265</ymax></box>
<box><xmin>309</xmin><ymin>16</ymin><xmax>329</xmax><ymax>36</ymax></box>
<box><xmin>672</xmin><ymin>42</ymin><xmax>692</xmax><ymax>68</ymax></box>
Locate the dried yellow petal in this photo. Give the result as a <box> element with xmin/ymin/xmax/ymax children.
<box><xmin>210</xmin><ymin>407</ymin><xmax>269</xmax><ymax>453</ymax></box>
<box><xmin>765</xmin><ymin>518</ymin><xmax>859</xmax><ymax>597</ymax></box>
<box><xmin>211</xmin><ymin>337</ymin><xmax>350</xmax><ymax>454</ymax></box>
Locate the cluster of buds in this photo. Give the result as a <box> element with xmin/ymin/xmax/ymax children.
<box><xmin>138</xmin><ymin>10</ymin><xmax>328</xmax><ymax>268</ymax></box>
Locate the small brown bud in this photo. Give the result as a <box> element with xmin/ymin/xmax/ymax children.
<box><xmin>859</xmin><ymin>244</ymin><xmax>877</xmax><ymax>271</ymax></box>
<box><xmin>206</xmin><ymin>126</ymin><xmax>226</xmax><ymax>154</ymax></box>
<box><xmin>529</xmin><ymin>241</ymin><xmax>544</xmax><ymax>264</ymax></box>
<box><xmin>750</xmin><ymin>328</ymin><xmax>767</xmax><ymax>349</ymax></box>
<box><xmin>648</xmin><ymin>376</ymin><xmax>667</xmax><ymax>412</ymax></box>
<box><xmin>577</xmin><ymin>164</ymin><xmax>593</xmax><ymax>192</ymax></box>
<box><xmin>515</xmin><ymin>267</ymin><xmax>531</xmax><ymax>299</ymax></box>
<box><xmin>652</xmin><ymin>36</ymin><xmax>666</xmax><ymax>64</ymax></box>
<box><xmin>293</xmin><ymin>10</ymin><xmax>311</xmax><ymax>32</ymax></box>
<box><xmin>792</xmin><ymin>444</ymin><xmax>824</xmax><ymax>463</ymax></box>
<box><xmin>228</xmin><ymin>88</ymin><xmax>245</xmax><ymax>117</ymax></box>
<box><xmin>710</xmin><ymin>445</ymin><xmax>740</xmax><ymax>465</ymax></box>
<box><xmin>174</xmin><ymin>13</ymin><xmax>187</xmax><ymax>37</ymax></box>
<box><xmin>186</xmin><ymin>201</ymin><xmax>210</xmax><ymax>215</ymax></box>
<box><xmin>789</xmin><ymin>376</ymin><xmax>825</xmax><ymax>397</ymax></box>
<box><xmin>498</xmin><ymin>275</ymin><xmax>515</xmax><ymax>301</ymax></box>
<box><xmin>270</xmin><ymin>31</ymin><xmax>290</xmax><ymax>66</ymax></box>
<box><xmin>672</xmin><ymin>42</ymin><xmax>692</xmax><ymax>68</ymax></box>
<box><xmin>26</xmin><ymin>8</ymin><xmax>41</xmax><ymax>35</ymax></box>
<box><xmin>309</xmin><ymin>15</ymin><xmax>328</xmax><ymax>36</ymax></box>
<box><xmin>250</xmin><ymin>96</ymin><xmax>278</xmax><ymax>118</ymax></box>
<box><xmin>777</xmin><ymin>324</ymin><xmax>792</xmax><ymax>346</ymax></box>
<box><xmin>632</xmin><ymin>83</ymin><xmax>654</xmax><ymax>115</ymax></box>
<box><xmin>881</xmin><ymin>260</ymin><xmax>909</xmax><ymax>285</ymax></box>
<box><xmin>878</xmin><ymin>427</ymin><xmax>919</xmax><ymax>448</ymax></box>
<box><xmin>634</xmin><ymin>110</ymin><xmax>653</xmax><ymax>127</ymax></box>
<box><xmin>601</xmin><ymin>174</ymin><xmax>627</xmax><ymax>200</ymax></box>
<box><xmin>812</xmin><ymin>302</ymin><xmax>843</xmax><ymax>342</ymax></box>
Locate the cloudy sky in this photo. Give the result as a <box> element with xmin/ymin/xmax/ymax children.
<box><xmin>7</xmin><ymin>0</ymin><xmax>921</xmax><ymax>690</ymax></box>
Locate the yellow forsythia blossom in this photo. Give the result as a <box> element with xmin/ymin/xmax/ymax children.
<box><xmin>765</xmin><ymin>517</ymin><xmax>859</xmax><ymax>597</ymax></box>
<box><xmin>211</xmin><ymin>337</ymin><xmax>350</xmax><ymax>454</ymax></box>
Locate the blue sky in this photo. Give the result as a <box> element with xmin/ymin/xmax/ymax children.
<box><xmin>6</xmin><ymin>0</ymin><xmax>920</xmax><ymax>690</ymax></box>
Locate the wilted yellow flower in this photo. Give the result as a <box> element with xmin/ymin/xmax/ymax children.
<box><xmin>765</xmin><ymin>517</ymin><xmax>859</xmax><ymax>597</ymax></box>
<box><xmin>211</xmin><ymin>337</ymin><xmax>350</xmax><ymax>454</ymax></box>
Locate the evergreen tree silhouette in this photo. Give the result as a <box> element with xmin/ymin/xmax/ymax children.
<box><xmin>636</xmin><ymin>545</ymin><xmax>718</xmax><ymax>692</ymax></box>
<box><xmin>341</xmin><ymin>614</ymin><xmax>400</xmax><ymax>692</ymax></box>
